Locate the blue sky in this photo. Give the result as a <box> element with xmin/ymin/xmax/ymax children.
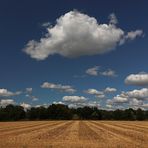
<box><xmin>0</xmin><ymin>0</ymin><xmax>148</xmax><ymax>109</ymax></box>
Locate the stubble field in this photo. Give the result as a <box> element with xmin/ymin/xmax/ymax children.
<box><xmin>0</xmin><ymin>120</ymin><xmax>147</xmax><ymax>148</ymax></box>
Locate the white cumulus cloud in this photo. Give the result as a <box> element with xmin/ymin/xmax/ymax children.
<box><xmin>85</xmin><ymin>87</ymin><xmax>116</xmax><ymax>99</ymax></box>
<box><xmin>23</xmin><ymin>10</ymin><xmax>143</xmax><ymax>60</ymax></box>
<box><xmin>41</xmin><ymin>82</ymin><xmax>76</xmax><ymax>93</ymax></box>
<box><xmin>142</xmin><ymin>103</ymin><xmax>148</xmax><ymax>109</ymax></box>
<box><xmin>85</xmin><ymin>88</ymin><xmax>105</xmax><ymax>99</ymax></box>
<box><xmin>0</xmin><ymin>99</ymin><xmax>15</xmax><ymax>107</ymax></box>
<box><xmin>63</xmin><ymin>96</ymin><xmax>87</xmax><ymax>103</ymax></box>
<box><xmin>20</xmin><ymin>102</ymin><xmax>31</xmax><ymax>110</ymax></box>
<box><xmin>113</xmin><ymin>95</ymin><xmax>129</xmax><ymax>103</ymax></box>
<box><xmin>104</xmin><ymin>87</ymin><xmax>117</xmax><ymax>93</ymax></box>
<box><xmin>53</xmin><ymin>101</ymin><xmax>65</xmax><ymax>105</ymax></box>
<box><xmin>85</xmin><ymin>66</ymin><xmax>117</xmax><ymax>77</ymax></box>
<box><xmin>129</xmin><ymin>98</ymin><xmax>143</xmax><ymax>107</ymax></box>
<box><xmin>125</xmin><ymin>73</ymin><xmax>148</xmax><ymax>86</ymax></box>
<box><xmin>86</xmin><ymin>66</ymin><xmax>100</xmax><ymax>76</ymax></box>
<box><xmin>85</xmin><ymin>88</ymin><xmax>103</xmax><ymax>95</ymax></box>
<box><xmin>0</xmin><ymin>88</ymin><xmax>21</xmax><ymax>97</ymax></box>
<box><xmin>107</xmin><ymin>88</ymin><xmax>148</xmax><ymax>109</ymax></box>
<box><xmin>100</xmin><ymin>69</ymin><xmax>117</xmax><ymax>77</ymax></box>
<box><xmin>68</xmin><ymin>101</ymin><xmax>100</xmax><ymax>108</ymax></box>
<box><xmin>126</xmin><ymin>88</ymin><xmax>148</xmax><ymax>100</ymax></box>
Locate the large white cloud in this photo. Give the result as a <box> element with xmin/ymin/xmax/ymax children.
<box><xmin>0</xmin><ymin>88</ymin><xmax>21</xmax><ymax>97</ymax></box>
<box><xmin>0</xmin><ymin>99</ymin><xmax>15</xmax><ymax>107</ymax></box>
<box><xmin>125</xmin><ymin>73</ymin><xmax>148</xmax><ymax>86</ymax></box>
<box><xmin>41</xmin><ymin>82</ymin><xmax>76</xmax><ymax>93</ymax></box>
<box><xmin>63</xmin><ymin>96</ymin><xmax>87</xmax><ymax>103</ymax></box>
<box><xmin>23</xmin><ymin>10</ymin><xmax>143</xmax><ymax>60</ymax></box>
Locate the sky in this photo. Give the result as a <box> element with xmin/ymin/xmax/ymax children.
<box><xmin>0</xmin><ymin>0</ymin><xmax>148</xmax><ymax>110</ymax></box>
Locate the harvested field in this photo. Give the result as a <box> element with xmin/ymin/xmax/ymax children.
<box><xmin>0</xmin><ymin>121</ymin><xmax>147</xmax><ymax>148</ymax></box>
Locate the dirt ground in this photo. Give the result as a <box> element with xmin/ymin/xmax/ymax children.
<box><xmin>0</xmin><ymin>120</ymin><xmax>147</xmax><ymax>148</ymax></box>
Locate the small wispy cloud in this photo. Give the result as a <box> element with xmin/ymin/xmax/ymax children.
<box><xmin>85</xmin><ymin>66</ymin><xmax>117</xmax><ymax>77</ymax></box>
<box><xmin>86</xmin><ymin>66</ymin><xmax>100</xmax><ymax>76</ymax></box>
<box><xmin>100</xmin><ymin>69</ymin><xmax>117</xmax><ymax>77</ymax></box>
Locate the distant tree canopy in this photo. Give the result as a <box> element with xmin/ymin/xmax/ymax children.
<box><xmin>0</xmin><ymin>104</ymin><xmax>148</xmax><ymax>121</ymax></box>
<box><xmin>0</xmin><ymin>105</ymin><xmax>25</xmax><ymax>121</ymax></box>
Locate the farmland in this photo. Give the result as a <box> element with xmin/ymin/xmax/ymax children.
<box><xmin>0</xmin><ymin>121</ymin><xmax>148</xmax><ymax>148</ymax></box>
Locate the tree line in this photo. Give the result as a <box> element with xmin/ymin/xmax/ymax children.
<box><xmin>0</xmin><ymin>104</ymin><xmax>148</xmax><ymax>121</ymax></box>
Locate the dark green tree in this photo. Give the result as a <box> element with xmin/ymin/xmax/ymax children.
<box><xmin>124</xmin><ymin>108</ymin><xmax>136</xmax><ymax>120</ymax></box>
<box><xmin>136</xmin><ymin>108</ymin><xmax>145</xmax><ymax>120</ymax></box>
